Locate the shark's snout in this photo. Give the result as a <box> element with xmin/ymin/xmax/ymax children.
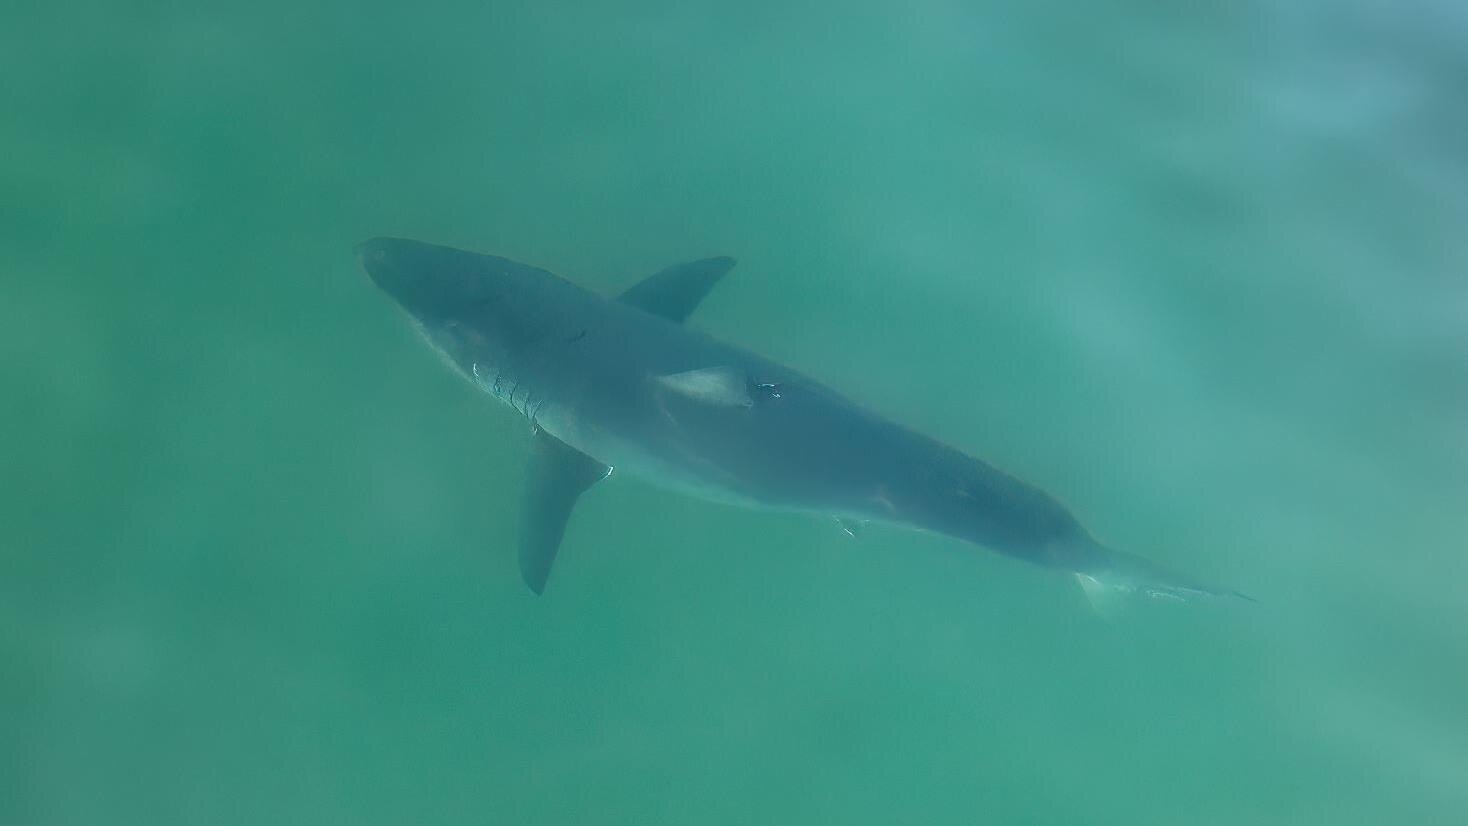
<box><xmin>355</xmin><ymin>237</ymin><xmax>395</xmax><ymax>289</ymax></box>
<box><xmin>357</xmin><ymin>237</ymin><xmax>431</xmax><ymax>313</ymax></box>
<box><xmin>356</xmin><ymin>236</ymin><xmax>510</xmax><ymax>322</ymax></box>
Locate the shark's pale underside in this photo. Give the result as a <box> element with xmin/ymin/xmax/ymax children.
<box><xmin>358</xmin><ymin>237</ymin><xmax>1247</xmax><ymax>607</ymax></box>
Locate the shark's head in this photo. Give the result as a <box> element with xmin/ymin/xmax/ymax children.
<box><xmin>357</xmin><ymin>236</ymin><xmax>542</xmax><ymax>377</ymax></box>
<box><xmin>356</xmin><ymin>237</ymin><xmax>510</xmax><ymax>324</ymax></box>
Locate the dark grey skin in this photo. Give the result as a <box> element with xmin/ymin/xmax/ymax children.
<box><xmin>359</xmin><ymin>237</ymin><xmax>1244</xmax><ymax>604</ymax></box>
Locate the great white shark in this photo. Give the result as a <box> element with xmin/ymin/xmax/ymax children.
<box><xmin>358</xmin><ymin>237</ymin><xmax>1247</xmax><ymax>607</ymax></box>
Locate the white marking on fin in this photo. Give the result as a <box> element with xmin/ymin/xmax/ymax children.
<box><xmin>1075</xmin><ymin>573</ymin><xmax>1125</xmax><ymax>618</ymax></box>
<box><xmin>653</xmin><ymin>367</ymin><xmax>753</xmax><ymax>408</ymax></box>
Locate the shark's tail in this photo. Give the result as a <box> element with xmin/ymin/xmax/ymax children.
<box><xmin>1072</xmin><ymin>541</ymin><xmax>1253</xmax><ymax>615</ymax></box>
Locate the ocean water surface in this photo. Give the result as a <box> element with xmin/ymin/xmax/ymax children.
<box><xmin>5</xmin><ymin>1</ymin><xmax>1466</xmax><ymax>824</ymax></box>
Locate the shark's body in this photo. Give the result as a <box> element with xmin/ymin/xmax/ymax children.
<box><xmin>359</xmin><ymin>237</ymin><xmax>1242</xmax><ymax>604</ymax></box>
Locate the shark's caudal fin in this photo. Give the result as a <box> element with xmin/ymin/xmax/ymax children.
<box><xmin>1074</xmin><ymin>543</ymin><xmax>1254</xmax><ymax>614</ymax></box>
<box><xmin>515</xmin><ymin>256</ymin><xmax>734</xmax><ymax>594</ymax></box>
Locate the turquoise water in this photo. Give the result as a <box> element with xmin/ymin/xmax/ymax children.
<box><xmin>5</xmin><ymin>2</ymin><xmax>1466</xmax><ymax>823</ymax></box>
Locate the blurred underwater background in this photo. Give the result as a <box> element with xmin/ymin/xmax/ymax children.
<box><xmin>3</xmin><ymin>1</ymin><xmax>1466</xmax><ymax>823</ymax></box>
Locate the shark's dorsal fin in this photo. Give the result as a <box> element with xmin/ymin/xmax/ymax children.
<box><xmin>617</xmin><ymin>256</ymin><xmax>736</xmax><ymax>323</ymax></box>
<box><xmin>519</xmin><ymin>431</ymin><xmax>611</xmax><ymax>594</ymax></box>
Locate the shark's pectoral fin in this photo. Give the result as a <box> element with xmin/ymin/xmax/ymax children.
<box><xmin>519</xmin><ymin>432</ymin><xmax>611</xmax><ymax>595</ymax></box>
<box><xmin>618</xmin><ymin>256</ymin><xmax>736</xmax><ymax>322</ymax></box>
<box><xmin>654</xmin><ymin>367</ymin><xmax>754</xmax><ymax>408</ymax></box>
